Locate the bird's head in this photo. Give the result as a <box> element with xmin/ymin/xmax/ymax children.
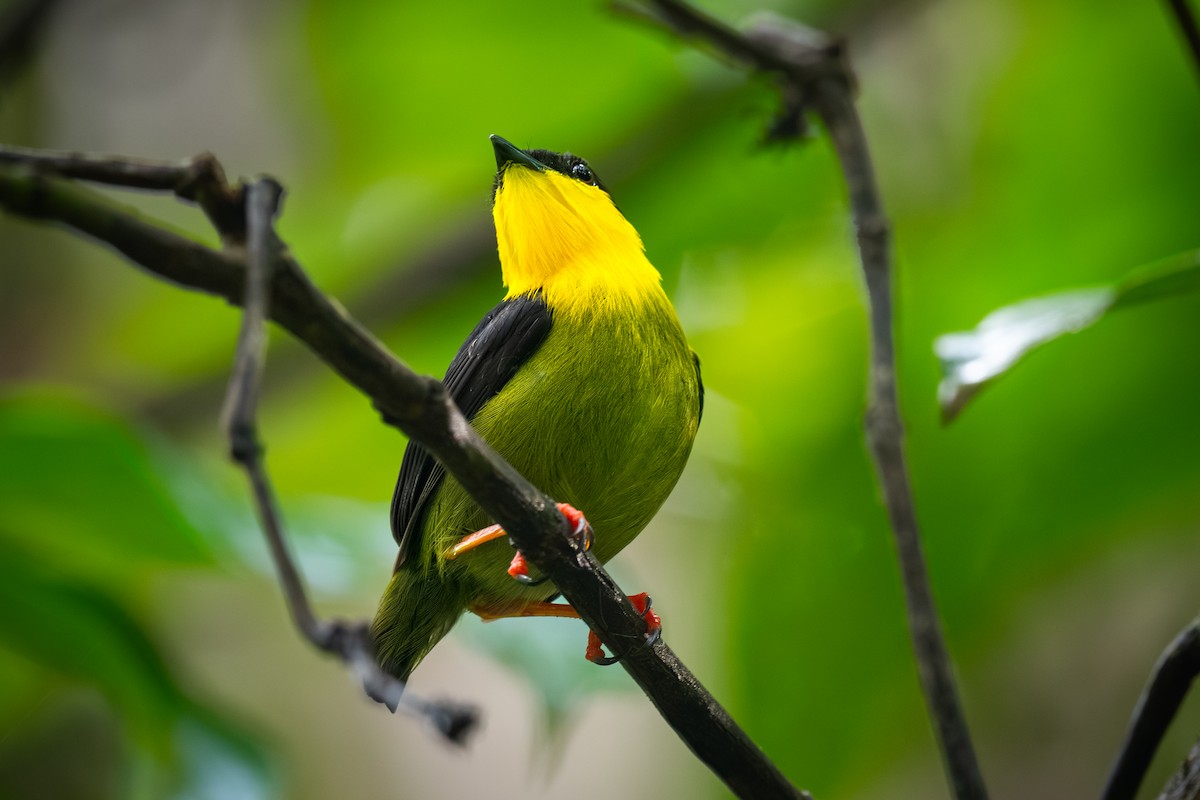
<box><xmin>490</xmin><ymin>135</ymin><xmax>661</xmax><ymax>310</ymax></box>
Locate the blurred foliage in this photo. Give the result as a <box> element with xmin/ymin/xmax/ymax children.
<box><xmin>0</xmin><ymin>396</ymin><xmax>274</xmax><ymax>799</ymax></box>
<box><xmin>1</xmin><ymin>0</ymin><xmax>1199</xmax><ymax>799</ymax></box>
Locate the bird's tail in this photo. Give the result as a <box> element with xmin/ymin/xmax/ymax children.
<box><xmin>370</xmin><ymin>568</ymin><xmax>464</xmax><ymax>682</ymax></box>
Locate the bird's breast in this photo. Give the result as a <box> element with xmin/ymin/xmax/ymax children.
<box><xmin>445</xmin><ymin>295</ymin><xmax>699</xmax><ymax>575</ymax></box>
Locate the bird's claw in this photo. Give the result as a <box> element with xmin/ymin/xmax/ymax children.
<box><xmin>556</xmin><ymin>502</ymin><xmax>594</xmax><ymax>552</ymax></box>
<box><xmin>506</xmin><ymin>550</ymin><xmax>549</xmax><ymax>585</ymax></box>
<box><xmin>586</xmin><ymin>592</ymin><xmax>661</xmax><ymax>666</ymax></box>
<box><xmin>506</xmin><ymin>503</ymin><xmax>592</xmax><ymax>585</ymax></box>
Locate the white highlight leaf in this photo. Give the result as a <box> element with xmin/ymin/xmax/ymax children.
<box><xmin>935</xmin><ymin>250</ymin><xmax>1200</xmax><ymax>422</ymax></box>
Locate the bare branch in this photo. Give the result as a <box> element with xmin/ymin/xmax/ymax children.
<box><xmin>222</xmin><ymin>178</ymin><xmax>299</xmax><ymax>627</ymax></box>
<box><xmin>0</xmin><ymin>149</ymin><xmax>808</xmax><ymax>799</ymax></box>
<box><xmin>0</xmin><ymin>146</ymin><xmax>246</xmax><ymax>240</ymax></box>
<box><xmin>1103</xmin><ymin>618</ymin><xmax>1200</xmax><ymax>800</ymax></box>
<box><xmin>215</xmin><ymin>177</ymin><xmax>479</xmax><ymax>742</ymax></box>
<box><xmin>622</xmin><ymin>3</ymin><xmax>989</xmax><ymax>799</ymax></box>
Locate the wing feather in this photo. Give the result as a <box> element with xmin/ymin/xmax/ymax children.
<box><xmin>390</xmin><ymin>293</ymin><xmax>553</xmax><ymax>568</ymax></box>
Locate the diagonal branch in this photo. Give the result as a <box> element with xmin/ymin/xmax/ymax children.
<box><xmin>1102</xmin><ymin>618</ymin><xmax>1200</xmax><ymax>800</ymax></box>
<box><xmin>0</xmin><ymin>149</ymin><xmax>809</xmax><ymax>800</ymax></box>
<box><xmin>621</xmin><ymin>3</ymin><xmax>989</xmax><ymax>799</ymax></box>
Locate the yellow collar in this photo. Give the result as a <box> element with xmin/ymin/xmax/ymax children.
<box><xmin>493</xmin><ymin>167</ymin><xmax>663</xmax><ymax>315</ymax></box>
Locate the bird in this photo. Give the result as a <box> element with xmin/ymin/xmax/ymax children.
<box><xmin>370</xmin><ymin>134</ymin><xmax>703</xmax><ymax>683</ymax></box>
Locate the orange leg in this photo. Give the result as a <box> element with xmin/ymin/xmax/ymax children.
<box><xmin>507</xmin><ymin>551</ymin><xmax>531</xmax><ymax>580</ymax></box>
<box><xmin>470</xmin><ymin>592</ymin><xmax>661</xmax><ymax>665</ymax></box>
<box><xmin>444</xmin><ymin>503</ymin><xmax>593</xmax><ymax>584</ymax></box>
<box><xmin>445</xmin><ymin>523</ymin><xmax>506</xmax><ymax>560</ymax></box>
<box><xmin>470</xmin><ymin>599</ymin><xmax>582</xmax><ymax>621</ymax></box>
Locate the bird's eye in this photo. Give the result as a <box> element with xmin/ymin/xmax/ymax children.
<box><xmin>570</xmin><ymin>163</ymin><xmax>594</xmax><ymax>184</ymax></box>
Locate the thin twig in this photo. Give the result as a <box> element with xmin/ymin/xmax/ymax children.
<box><xmin>1103</xmin><ymin>618</ymin><xmax>1200</xmax><ymax>800</ymax></box>
<box><xmin>779</xmin><ymin>38</ymin><xmax>988</xmax><ymax>800</ymax></box>
<box><xmin>218</xmin><ymin>177</ymin><xmax>478</xmax><ymax>743</ymax></box>
<box><xmin>0</xmin><ymin>146</ymin><xmax>245</xmax><ymax>239</ymax></box>
<box><xmin>0</xmin><ymin>150</ymin><xmax>807</xmax><ymax>799</ymax></box>
<box><xmin>627</xmin><ymin>3</ymin><xmax>988</xmax><ymax>799</ymax></box>
<box><xmin>0</xmin><ymin>145</ymin><xmax>215</xmax><ymax>192</ymax></box>
<box><xmin>1166</xmin><ymin>0</ymin><xmax>1200</xmax><ymax>82</ymax></box>
<box><xmin>221</xmin><ymin>179</ymin><xmax>314</xmax><ymax>637</ymax></box>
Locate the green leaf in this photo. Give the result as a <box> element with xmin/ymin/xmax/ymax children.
<box><xmin>935</xmin><ymin>249</ymin><xmax>1200</xmax><ymax>421</ymax></box>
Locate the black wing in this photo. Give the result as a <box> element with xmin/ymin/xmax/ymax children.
<box><xmin>693</xmin><ymin>350</ymin><xmax>704</xmax><ymax>425</ymax></box>
<box><xmin>390</xmin><ymin>293</ymin><xmax>553</xmax><ymax>567</ymax></box>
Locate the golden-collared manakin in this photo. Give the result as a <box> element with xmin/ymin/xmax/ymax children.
<box><xmin>371</xmin><ymin>135</ymin><xmax>702</xmax><ymax>682</ymax></box>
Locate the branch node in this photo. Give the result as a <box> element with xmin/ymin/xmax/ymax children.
<box><xmin>175</xmin><ymin>151</ymin><xmax>228</xmax><ymax>198</ymax></box>
<box><xmin>743</xmin><ymin>13</ymin><xmax>846</xmax><ymax>78</ymax></box>
<box><xmin>226</xmin><ymin>420</ymin><xmax>261</xmax><ymax>465</ymax></box>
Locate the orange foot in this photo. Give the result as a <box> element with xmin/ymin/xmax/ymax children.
<box><xmin>586</xmin><ymin>592</ymin><xmax>661</xmax><ymax>665</ymax></box>
<box><xmin>556</xmin><ymin>503</ymin><xmax>593</xmax><ymax>551</ymax></box>
<box><xmin>447</xmin><ymin>503</ymin><xmax>593</xmax><ymax>587</ymax></box>
<box><xmin>507</xmin><ymin>550</ymin><xmax>532</xmax><ymax>581</ymax></box>
<box><xmin>470</xmin><ymin>591</ymin><xmax>662</xmax><ymax>666</ymax></box>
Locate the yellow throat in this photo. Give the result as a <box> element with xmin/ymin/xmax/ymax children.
<box><xmin>492</xmin><ymin>165</ymin><xmax>664</xmax><ymax>314</ymax></box>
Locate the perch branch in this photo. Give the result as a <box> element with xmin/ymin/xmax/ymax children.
<box><xmin>621</xmin><ymin>2</ymin><xmax>988</xmax><ymax>799</ymax></box>
<box><xmin>0</xmin><ymin>148</ymin><xmax>808</xmax><ymax>800</ymax></box>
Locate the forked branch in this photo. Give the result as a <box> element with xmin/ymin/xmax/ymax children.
<box><xmin>0</xmin><ymin>148</ymin><xmax>808</xmax><ymax>799</ymax></box>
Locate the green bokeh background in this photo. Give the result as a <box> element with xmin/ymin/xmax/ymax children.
<box><xmin>1</xmin><ymin>0</ymin><xmax>1198</xmax><ymax>798</ymax></box>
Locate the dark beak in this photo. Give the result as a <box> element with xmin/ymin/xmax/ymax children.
<box><xmin>490</xmin><ymin>135</ymin><xmax>547</xmax><ymax>172</ymax></box>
